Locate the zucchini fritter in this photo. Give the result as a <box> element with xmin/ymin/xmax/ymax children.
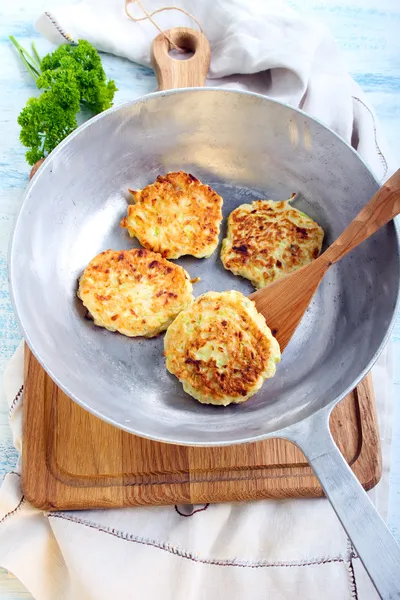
<box><xmin>121</xmin><ymin>172</ymin><xmax>223</xmax><ymax>259</ymax></box>
<box><xmin>164</xmin><ymin>291</ymin><xmax>281</xmax><ymax>406</ymax></box>
<box><xmin>78</xmin><ymin>249</ymin><xmax>193</xmax><ymax>337</ymax></box>
<box><xmin>221</xmin><ymin>199</ymin><xmax>324</xmax><ymax>289</ymax></box>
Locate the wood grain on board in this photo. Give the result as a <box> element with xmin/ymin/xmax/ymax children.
<box><xmin>22</xmin><ymin>345</ymin><xmax>381</xmax><ymax>510</ymax></box>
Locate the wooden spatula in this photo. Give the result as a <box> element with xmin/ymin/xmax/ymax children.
<box><xmin>250</xmin><ymin>169</ymin><xmax>400</xmax><ymax>351</ymax></box>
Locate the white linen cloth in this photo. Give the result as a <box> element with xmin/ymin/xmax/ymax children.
<box><xmin>0</xmin><ymin>1</ymin><xmax>398</xmax><ymax>598</ymax></box>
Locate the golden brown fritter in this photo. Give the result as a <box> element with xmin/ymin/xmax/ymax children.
<box><xmin>120</xmin><ymin>172</ymin><xmax>223</xmax><ymax>259</ymax></box>
<box><xmin>78</xmin><ymin>249</ymin><xmax>193</xmax><ymax>338</ymax></box>
<box><xmin>164</xmin><ymin>291</ymin><xmax>281</xmax><ymax>406</ymax></box>
<box><xmin>221</xmin><ymin>199</ymin><xmax>324</xmax><ymax>289</ymax></box>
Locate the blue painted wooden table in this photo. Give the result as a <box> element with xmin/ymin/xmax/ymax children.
<box><xmin>0</xmin><ymin>0</ymin><xmax>399</xmax><ymax>597</ymax></box>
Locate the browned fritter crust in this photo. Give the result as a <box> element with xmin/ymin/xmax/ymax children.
<box><xmin>221</xmin><ymin>200</ymin><xmax>324</xmax><ymax>289</ymax></box>
<box><xmin>121</xmin><ymin>172</ymin><xmax>223</xmax><ymax>259</ymax></box>
<box><xmin>77</xmin><ymin>248</ymin><xmax>193</xmax><ymax>337</ymax></box>
<box><xmin>164</xmin><ymin>291</ymin><xmax>280</xmax><ymax>405</ymax></box>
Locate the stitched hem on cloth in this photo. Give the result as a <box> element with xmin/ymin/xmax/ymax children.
<box><xmin>8</xmin><ymin>385</ymin><xmax>23</xmax><ymax>418</ymax></box>
<box><xmin>345</xmin><ymin>539</ymin><xmax>359</xmax><ymax>599</ymax></box>
<box><xmin>0</xmin><ymin>497</ymin><xmax>358</xmax><ymax>596</ymax></box>
<box><xmin>44</xmin><ymin>12</ymin><xmax>74</xmax><ymax>43</ymax></box>
<box><xmin>48</xmin><ymin>512</ymin><xmax>348</xmax><ymax>569</ymax></box>
<box><xmin>0</xmin><ymin>496</ymin><xmax>25</xmax><ymax>526</ymax></box>
<box><xmin>352</xmin><ymin>95</ymin><xmax>388</xmax><ymax>179</ymax></box>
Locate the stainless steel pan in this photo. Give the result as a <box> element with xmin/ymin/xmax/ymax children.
<box><xmin>9</xmin><ymin>29</ymin><xmax>400</xmax><ymax>598</ymax></box>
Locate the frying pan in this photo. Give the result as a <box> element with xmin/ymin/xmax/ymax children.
<box><xmin>9</xmin><ymin>28</ymin><xmax>400</xmax><ymax>597</ymax></box>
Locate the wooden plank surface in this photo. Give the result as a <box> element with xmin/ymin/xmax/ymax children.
<box><xmin>22</xmin><ymin>346</ymin><xmax>382</xmax><ymax>510</ymax></box>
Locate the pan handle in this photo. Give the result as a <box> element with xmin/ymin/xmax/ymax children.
<box><xmin>286</xmin><ymin>408</ymin><xmax>400</xmax><ymax>599</ymax></box>
<box><xmin>151</xmin><ymin>27</ymin><xmax>211</xmax><ymax>91</ymax></box>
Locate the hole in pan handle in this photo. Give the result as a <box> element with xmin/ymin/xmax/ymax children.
<box><xmin>151</xmin><ymin>27</ymin><xmax>211</xmax><ymax>91</ymax></box>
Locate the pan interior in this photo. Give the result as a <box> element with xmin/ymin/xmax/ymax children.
<box><xmin>10</xmin><ymin>89</ymin><xmax>399</xmax><ymax>445</ymax></box>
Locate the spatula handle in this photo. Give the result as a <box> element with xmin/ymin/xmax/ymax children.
<box><xmin>324</xmin><ymin>169</ymin><xmax>400</xmax><ymax>264</ymax></box>
<box><xmin>151</xmin><ymin>28</ymin><xmax>210</xmax><ymax>91</ymax></box>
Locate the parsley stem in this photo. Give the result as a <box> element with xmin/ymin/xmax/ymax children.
<box><xmin>31</xmin><ymin>42</ymin><xmax>42</xmax><ymax>70</ymax></box>
<box><xmin>9</xmin><ymin>36</ymin><xmax>41</xmax><ymax>82</ymax></box>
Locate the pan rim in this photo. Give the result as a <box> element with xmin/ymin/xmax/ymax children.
<box><xmin>8</xmin><ymin>87</ymin><xmax>400</xmax><ymax>446</ymax></box>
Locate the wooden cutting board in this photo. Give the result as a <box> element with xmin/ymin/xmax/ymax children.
<box><xmin>22</xmin><ymin>345</ymin><xmax>381</xmax><ymax>510</ymax></box>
